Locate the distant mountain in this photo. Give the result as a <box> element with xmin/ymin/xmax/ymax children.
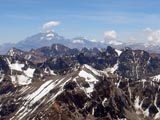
<box><xmin>13</xmin><ymin>31</ymin><xmax>71</xmax><ymax>51</ymax></box>
<box><xmin>0</xmin><ymin>31</ymin><xmax>107</xmax><ymax>54</ymax></box>
<box><xmin>1</xmin><ymin>31</ymin><xmax>160</xmax><ymax>54</ymax></box>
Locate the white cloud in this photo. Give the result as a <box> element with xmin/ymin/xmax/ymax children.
<box><xmin>103</xmin><ymin>30</ymin><xmax>122</xmax><ymax>45</ymax></box>
<box><xmin>141</xmin><ymin>28</ymin><xmax>160</xmax><ymax>44</ymax></box>
<box><xmin>124</xmin><ymin>28</ymin><xmax>160</xmax><ymax>44</ymax></box>
<box><xmin>102</xmin><ymin>28</ymin><xmax>160</xmax><ymax>45</ymax></box>
<box><xmin>42</xmin><ymin>21</ymin><xmax>60</xmax><ymax>30</ymax></box>
<box><xmin>147</xmin><ymin>30</ymin><xmax>160</xmax><ymax>44</ymax></box>
<box><xmin>104</xmin><ymin>30</ymin><xmax>117</xmax><ymax>40</ymax></box>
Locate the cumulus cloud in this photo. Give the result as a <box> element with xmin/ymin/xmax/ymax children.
<box><xmin>102</xmin><ymin>28</ymin><xmax>160</xmax><ymax>45</ymax></box>
<box><xmin>42</xmin><ymin>21</ymin><xmax>60</xmax><ymax>30</ymax></box>
<box><xmin>104</xmin><ymin>30</ymin><xmax>117</xmax><ymax>40</ymax></box>
<box><xmin>103</xmin><ymin>30</ymin><xmax>122</xmax><ymax>45</ymax></box>
<box><xmin>124</xmin><ymin>28</ymin><xmax>160</xmax><ymax>45</ymax></box>
<box><xmin>143</xmin><ymin>28</ymin><xmax>160</xmax><ymax>44</ymax></box>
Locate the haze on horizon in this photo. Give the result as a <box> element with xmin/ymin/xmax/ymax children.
<box><xmin>0</xmin><ymin>0</ymin><xmax>160</xmax><ymax>45</ymax></box>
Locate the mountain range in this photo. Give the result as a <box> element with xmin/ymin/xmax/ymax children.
<box><xmin>1</xmin><ymin>31</ymin><xmax>160</xmax><ymax>54</ymax></box>
<box><xmin>0</xmin><ymin>44</ymin><xmax>160</xmax><ymax>119</ymax></box>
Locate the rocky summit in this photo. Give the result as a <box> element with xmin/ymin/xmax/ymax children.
<box><xmin>0</xmin><ymin>44</ymin><xmax>160</xmax><ymax>120</ymax></box>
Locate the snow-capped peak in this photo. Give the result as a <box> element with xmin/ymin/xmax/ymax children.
<box><xmin>46</xmin><ymin>33</ymin><xmax>54</xmax><ymax>37</ymax></box>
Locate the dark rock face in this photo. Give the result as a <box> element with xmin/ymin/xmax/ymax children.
<box><xmin>117</xmin><ymin>49</ymin><xmax>160</xmax><ymax>79</ymax></box>
<box><xmin>103</xmin><ymin>46</ymin><xmax>119</xmax><ymax>67</ymax></box>
<box><xmin>35</xmin><ymin>44</ymin><xmax>77</xmax><ymax>57</ymax></box>
<box><xmin>0</xmin><ymin>78</ymin><xmax>14</xmax><ymax>95</ymax></box>
<box><xmin>0</xmin><ymin>97</ymin><xmax>20</xmax><ymax>120</ymax></box>
<box><xmin>0</xmin><ymin>56</ymin><xmax>10</xmax><ymax>74</ymax></box>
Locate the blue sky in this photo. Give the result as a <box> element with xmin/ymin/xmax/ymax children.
<box><xmin>0</xmin><ymin>0</ymin><xmax>160</xmax><ymax>44</ymax></box>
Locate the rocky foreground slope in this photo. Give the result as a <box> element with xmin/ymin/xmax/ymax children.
<box><xmin>0</xmin><ymin>44</ymin><xmax>160</xmax><ymax>120</ymax></box>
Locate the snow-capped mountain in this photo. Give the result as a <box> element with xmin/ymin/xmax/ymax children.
<box><xmin>14</xmin><ymin>31</ymin><xmax>70</xmax><ymax>51</ymax></box>
<box><xmin>0</xmin><ymin>31</ymin><xmax>106</xmax><ymax>54</ymax></box>
<box><xmin>1</xmin><ymin>44</ymin><xmax>160</xmax><ymax>120</ymax></box>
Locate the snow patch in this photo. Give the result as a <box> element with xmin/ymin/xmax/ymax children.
<box><xmin>143</xmin><ymin>108</ymin><xmax>149</xmax><ymax>117</ymax></box>
<box><xmin>55</xmin><ymin>44</ymin><xmax>58</xmax><ymax>51</ymax></box>
<box><xmin>90</xmin><ymin>39</ymin><xmax>97</xmax><ymax>42</ymax></box>
<box><xmin>86</xmin><ymin>84</ymin><xmax>94</xmax><ymax>93</ymax></box>
<box><xmin>79</xmin><ymin>70</ymin><xmax>98</xmax><ymax>83</ymax></box>
<box><xmin>154</xmin><ymin>94</ymin><xmax>160</xmax><ymax>119</ymax></box>
<box><xmin>46</xmin><ymin>33</ymin><xmax>54</xmax><ymax>37</ymax></box>
<box><xmin>17</xmin><ymin>75</ymin><xmax>32</xmax><ymax>85</ymax></box>
<box><xmin>72</xmin><ymin>40</ymin><xmax>84</xmax><ymax>44</ymax></box>
<box><xmin>141</xmin><ymin>79</ymin><xmax>147</xmax><ymax>88</ymax></box>
<box><xmin>84</xmin><ymin>64</ymin><xmax>101</xmax><ymax>76</ymax></box>
<box><xmin>102</xmin><ymin>98</ymin><xmax>108</xmax><ymax>107</ymax></box>
<box><xmin>8</xmin><ymin>48</ymin><xmax>14</xmax><ymax>56</ymax></box>
<box><xmin>44</xmin><ymin>68</ymin><xmax>56</xmax><ymax>75</ymax></box>
<box><xmin>11</xmin><ymin>75</ymin><xmax>32</xmax><ymax>85</ymax></box>
<box><xmin>151</xmin><ymin>74</ymin><xmax>160</xmax><ymax>82</ymax></box>
<box><xmin>106</xmin><ymin>63</ymin><xmax>119</xmax><ymax>73</ymax></box>
<box><xmin>116</xmin><ymin>79</ymin><xmax>121</xmax><ymax>88</ymax></box>
<box><xmin>79</xmin><ymin>70</ymin><xmax>99</xmax><ymax>93</ymax></box>
<box><xmin>27</xmin><ymin>55</ymin><xmax>32</xmax><ymax>60</ymax></box>
<box><xmin>9</xmin><ymin>61</ymin><xmax>24</xmax><ymax>71</ymax></box>
<box><xmin>24</xmin><ymin>68</ymin><xmax>35</xmax><ymax>78</ymax></box>
<box><xmin>10</xmin><ymin>76</ymin><xmax>17</xmax><ymax>85</ymax></box>
<box><xmin>134</xmin><ymin>96</ymin><xmax>140</xmax><ymax>110</ymax></box>
<box><xmin>0</xmin><ymin>74</ymin><xmax>4</xmax><ymax>82</ymax></box>
<box><xmin>109</xmin><ymin>40</ymin><xmax>123</xmax><ymax>45</ymax></box>
<box><xmin>115</xmin><ymin>49</ymin><xmax>122</xmax><ymax>56</ymax></box>
<box><xmin>134</xmin><ymin>96</ymin><xmax>147</xmax><ymax>116</ymax></box>
<box><xmin>10</xmin><ymin>67</ymin><xmax>35</xmax><ymax>85</ymax></box>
